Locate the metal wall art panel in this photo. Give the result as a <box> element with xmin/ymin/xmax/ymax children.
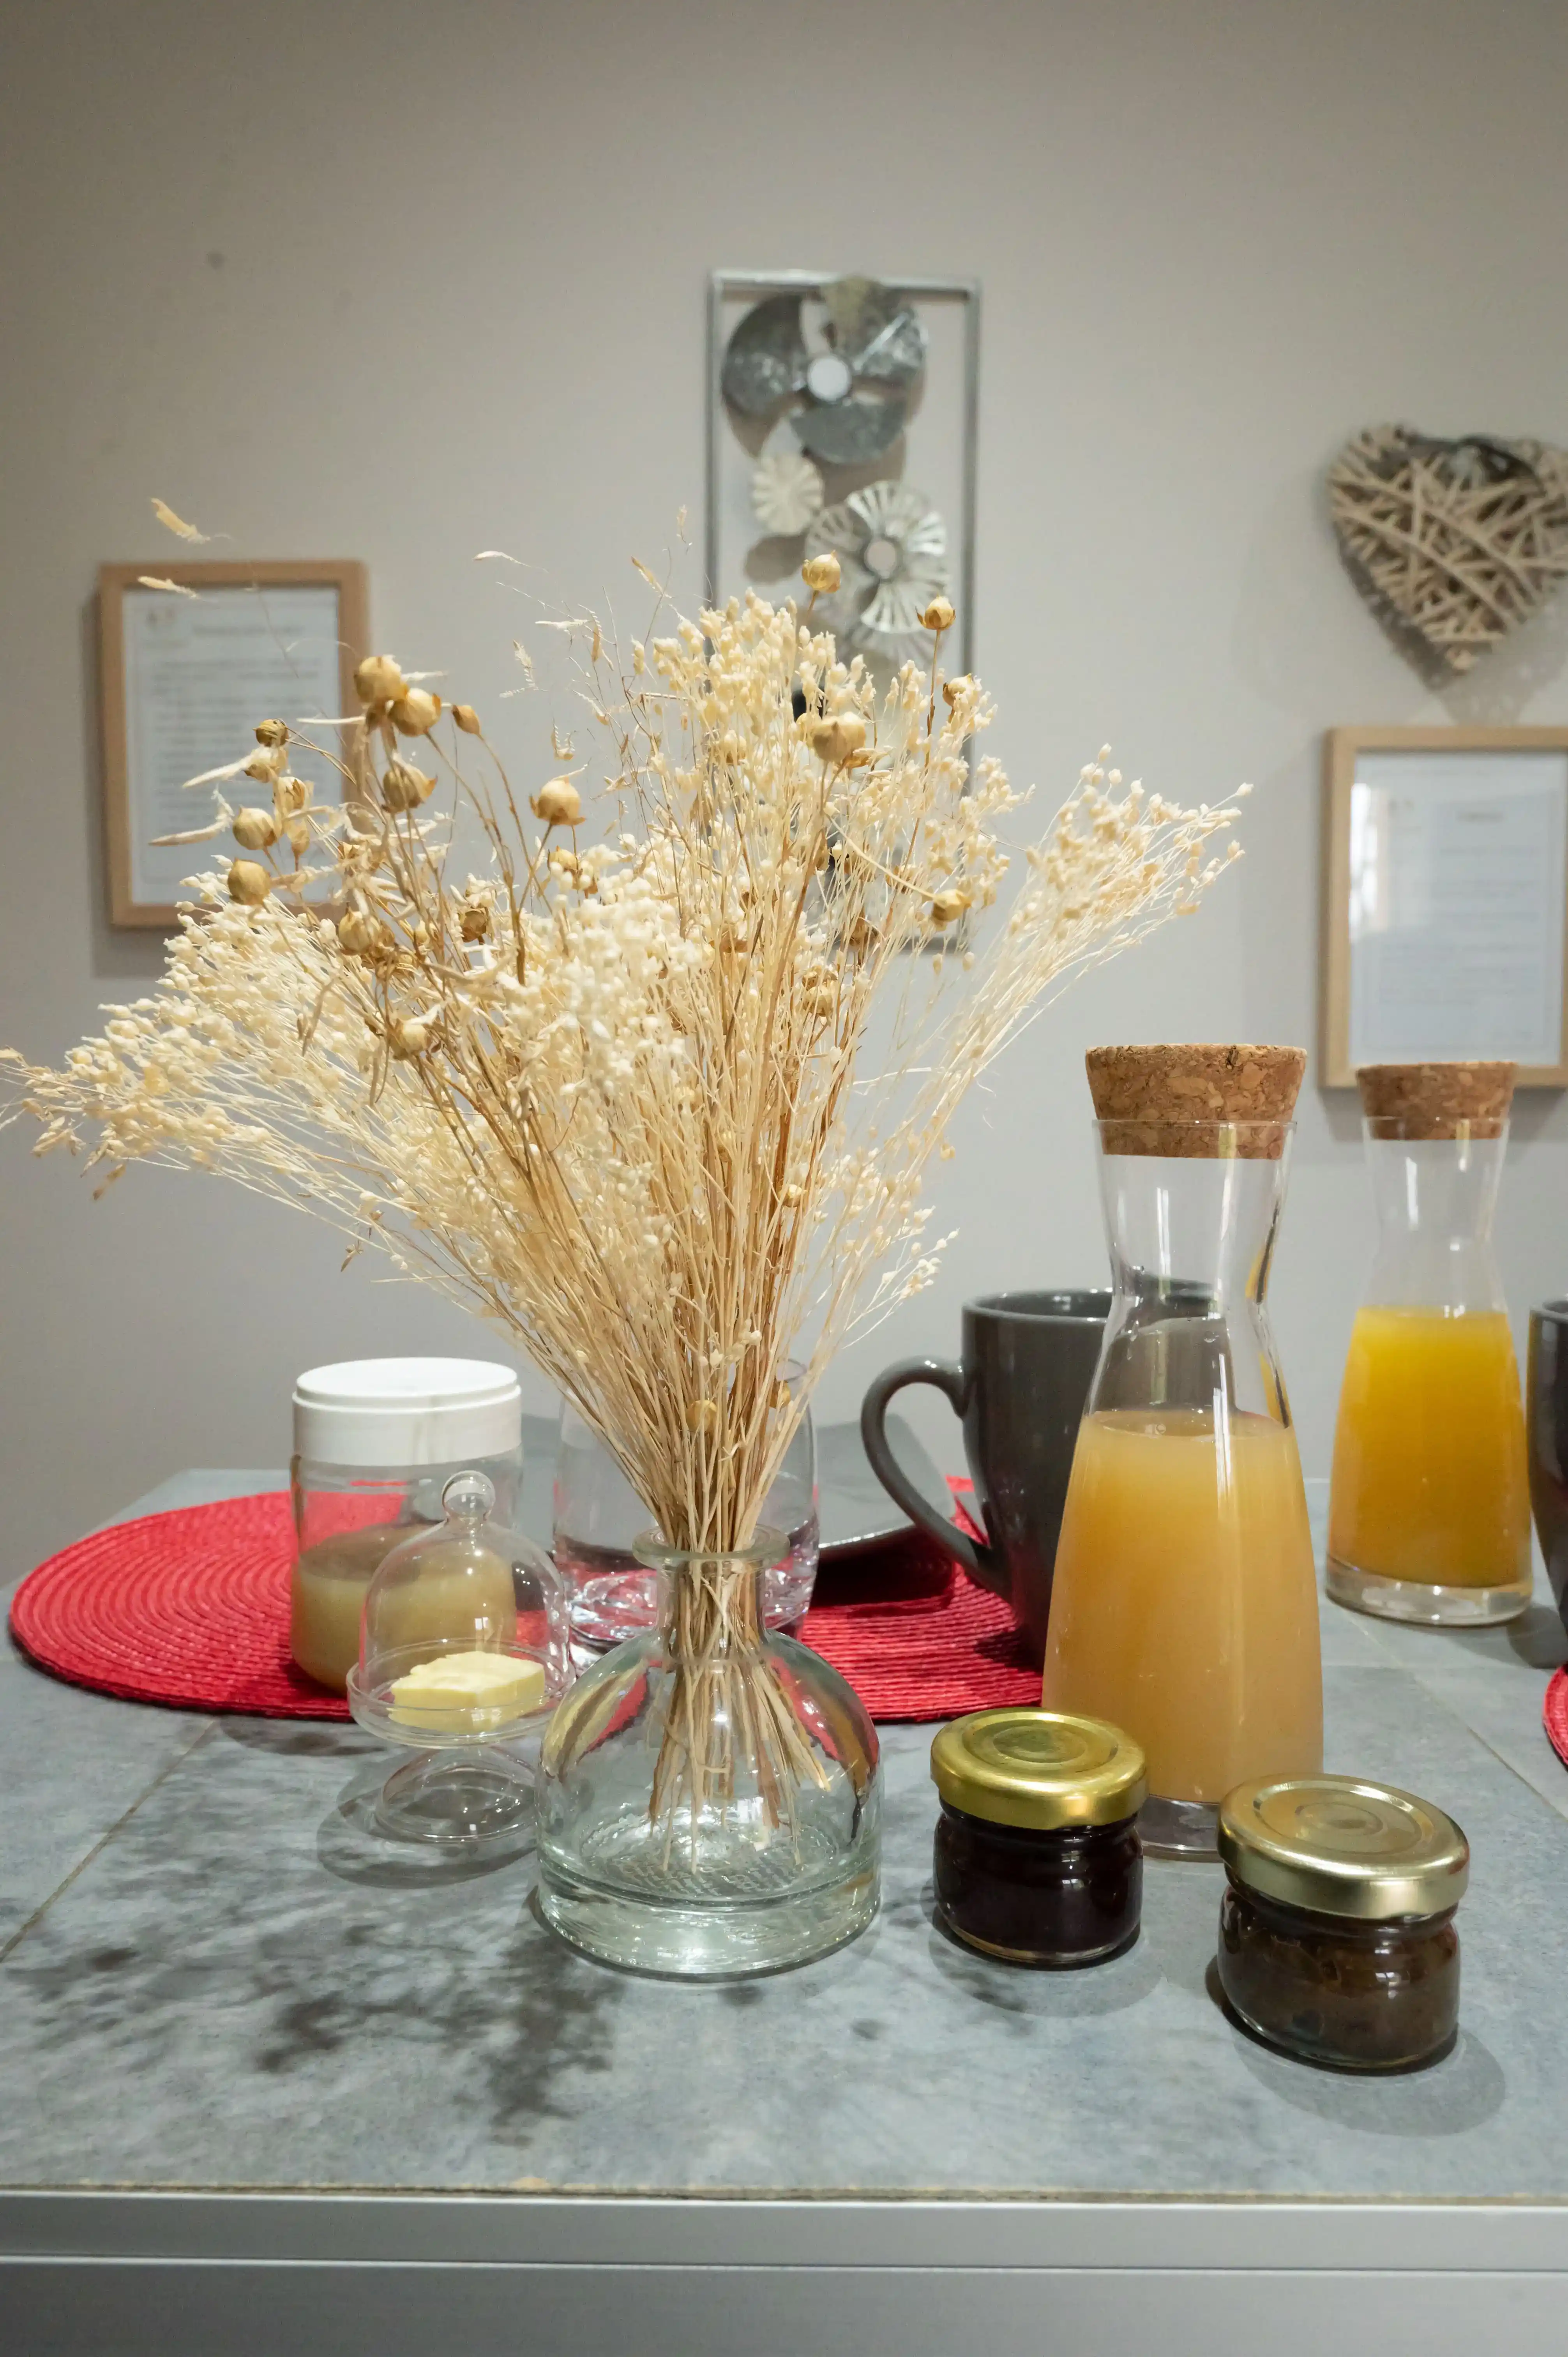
<box><xmin>706</xmin><ymin>271</ymin><xmax>978</xmax><ymax>680</ymax></box>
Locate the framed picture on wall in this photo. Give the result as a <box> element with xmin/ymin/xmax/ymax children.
<box><xmin>1320</xmin><ymin>724</ymin><xmax>1568</xmax><ymax>1087</ymax></box>
<box><xmin>98</xmin><ymin>558</ymin><xmax>369</xmax><ymax>928</ymax></box>
<box><xmin>705</xmin><ymin>270</ymin><xmax>979</xmax><ymax>680</ymax></box>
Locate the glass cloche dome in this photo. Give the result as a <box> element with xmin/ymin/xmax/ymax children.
<box><xmin>346</xmin><ymin>1470</ymin><xmax>570</xmax><ymax>1845</ymax></box>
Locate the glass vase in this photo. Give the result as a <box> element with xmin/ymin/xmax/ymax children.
<box><xmin>553</xmin><ymin>1370</ymin><xmax>819</xmax><ymax>1657</ymax></box>
<box><xmin>536</xmin><ymin>1531</ymin><xmax>880</xmax><ymax>1977</ymax></box>
<box><xmin>1043</xmin><ymin>1054</ymin><xmax>1323</xmax><ymax>1861</ymax></box>
<box><xmin>1327</xmin><ymin>1063</ymin><xmax>1531</xmax><ymax>1626</ymax></box>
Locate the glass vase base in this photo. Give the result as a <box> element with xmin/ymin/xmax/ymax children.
<box><xmin>537</xmin><ymin>1834</ymin><xmax>879</xmax><ymax>1979</ymax></box>
<box><xmin>374</xmin><ymin>1749</ymin><xmax>533</xmax><ymax>1846</ymax></box>
<box><xmin>1326</xmin><ymin>1555</ymin><xmax>1531</xmax><ymax>1628</ymax></box>
<box><xmin>1138</xmin><ymin>1795</ymin><xmax>1219</xmax><ymax>1860</ymax></box>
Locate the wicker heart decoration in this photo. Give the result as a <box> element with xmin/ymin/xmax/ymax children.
<box><xmin>1328</xmin><ymin>424</ymin><xmax>1568</xmax><ymax>673</ymax></box>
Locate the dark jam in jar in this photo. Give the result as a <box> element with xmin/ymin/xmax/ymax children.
<box><xmin>934</xmin><ymin>1803</ymin><xmax>1141</xmax><ymax>1967</ymax></box>
<box><xmin>1217</xmin><ymin>1879</ymin><xmax>1459</xmax><ymax>2071</ymax></box>
<box><xmin>1215</xmin><ymin>1774</ymin><xmax>1468</xmax><ymax>2073</ymax></box>
<box><xmin>930</xmin><ymin>1708</ymin><xmax>1146</xmax><ymax>1970</ymax></box>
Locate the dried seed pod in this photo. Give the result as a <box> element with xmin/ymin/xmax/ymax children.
<box><xmin>941</xmin><ymin>675</ymin><xmax>973</xmax><ymax>708</ymax></box>
<box><xmin>354</xmin><ymin>654</ymin><xmax>407</xmax><ymax>706</ymax></box>
<box><xmin>274</xmin><ymin>774</ymin><xmax>309</xmax><ymax>816</ymax></box>
<box><xmin>243</xmin><ymin>747</ymin><xmax>283</xmax><ymax>783</ymax></box>
<box><xmin>232</xmin><ymin>806</ymin><xmax>282</xmax><ymax>851</ymax></box>
<box><xmin>381</xmin><ymin>760</ymin><xmax>435</xmax><ymax>813</ymax></box>
<box><xmin>920</xmin><ymin>596</ymin><xmax>956</xmax><ymax>632</ymax></box>
<box><xmin>409</xmin><ymin>920</ymin><xmax>431</xmax><ymax>949</ymax></box>
<box><xmin>808</xmin><ymin>714</ymin><xmax>866</xmax><ymax>765</ymax></box>
<box><xmin>390</xmin><ymin>687</ymin><xmax>441</xmax><ymax>737</ymax></box>
<box><xmin>802</xmin><ymin>552</ymin><xmax>841</xmax><ymax>594</ymax></box>
<box><xmin>336</xmin><ymin>908</ymin><xmax>382</xmax><ymax>956</ymax></box>
<box><xmin>531</xmin><ymin>777</ymin><xmax>582</xmax><ymax>826</ymax></box>
<box><xmin>283</xmin><ymin>816</ymin><xmax>311</xmax><ymax>857</ymax></box>
<box><xmin>929</xmin><ymin>887</ymin><xmax>971</xmax><ymax>927</ymax></box>
<box><xmin>227</xmin><ymin>859</ymin><xmax>270</xmax><ymax>907</ymax></box>
<box><xmin>452</xmin><ymin>703</ymin><xmax>482</xmax><ymax>735</ymax></box>
<box><xmin>685</xmin><ymin>1398</ymin><xmax>719</xmax><ymax>1435</ymax></box>
<box><xmin>459</xmin><ymin>899</ymin><xmax>491</xmax><ymax>942</ymax></box>
<box><xmin>842</xmin><ymin>915</ymin><xmax>879</xmax><ymax>956</ymax></box>
<box><xmin>388</xmin><ymin>1017</ymin><xmax>429</xmax><ymax>1060</ymax></box>
<box><xmin>254</xmin><ymin>718</ymin><xmax>290</xmax><ymax>748</ymax></box>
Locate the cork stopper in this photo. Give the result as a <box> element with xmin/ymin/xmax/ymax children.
<box><xmin>1086</xmin><ymin>1044</ymin><xmax>1307</xmax><ymax>1159</ymax></box>
<box><xmin>1356</xmin><ymin>1062</ymin><xmax>1514</xmax><ymax>1141</ymax></box>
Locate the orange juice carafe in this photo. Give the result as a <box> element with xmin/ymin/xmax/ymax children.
<box><xmin>1043</xmin><ymin>1045</ymin><xmax>1323</xmax><ymax>1859</ymax></box>
<box><xmin>1327</xmin><ymin>1062</ymin><xmax>1531</xmax><ymax>1628</ymax></box>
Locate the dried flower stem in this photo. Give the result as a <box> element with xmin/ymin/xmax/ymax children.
<box><xmin>3</xmin><ymin>569</ymin><xmax>1245</xmax><ymax>1835</ymax></box>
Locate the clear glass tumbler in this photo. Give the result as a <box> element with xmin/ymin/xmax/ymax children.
<box><xmin>553</xmin><ymin>1371</ymin><xmax>819</xmax><ymax>1654</ymax></box>
<box><xmin>1327</xmin><ymin>1062</ymin><xmax>1531</xmax><ymax>1626</ymax></box>
<box><xmin>1043</xmin><ymin>1050</ymin><xmax>1323</xmax><ymax>1861</ymax></box>
<box><xmin>536</xmin><ymin>1532</ymin><xmax>880</xmax><ymax>1977</ymax></box>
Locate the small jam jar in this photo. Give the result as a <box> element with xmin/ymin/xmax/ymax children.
<box><xmin>931</xmin><ymin>1708</ymin><xmax>1145</xmax><ymax>1967</ymax></box>
<box><xmin>1216</xmin><ymin>1774</ymin><xmax>1469</xmax><ymax>2072</ymax></box>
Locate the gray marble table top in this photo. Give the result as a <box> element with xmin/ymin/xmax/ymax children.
<box><xmin>2</xmin><ymin>1468</ymin><xmax>1566</xmax><ymax>2204</ymax></box>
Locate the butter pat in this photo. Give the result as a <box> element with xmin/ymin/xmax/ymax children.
<box><xmin>388</xmin><ymin>1649</ymin><xmax>547</xmax><ymax>1732</ymax></box>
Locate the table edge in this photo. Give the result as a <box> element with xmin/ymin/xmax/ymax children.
<box><xmin>2</xmin><ymin>2189</ymin><xmax>1567</xmax><ymax>2270</ymax></box>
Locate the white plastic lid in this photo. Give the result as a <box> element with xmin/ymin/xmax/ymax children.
<box><xmin>293</xmin><ymin>1358</ymin><xmax>523</xmax><ymax>1468</ymax></box>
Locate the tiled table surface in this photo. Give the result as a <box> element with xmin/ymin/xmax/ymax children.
<box><xmin>1</xmin><ymin>1465</ymin><xmax>1566</xmax><ymax>2203</ymax></box>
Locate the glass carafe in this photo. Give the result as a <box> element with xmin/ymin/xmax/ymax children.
<box><xmin>1327</xmin><ymin>1062</ymin><xmax>1531</xmax><ymax>1626</ymax></box>
<box><xmin>1043</xmin><ymin>1046</ymin><xmax>1323</xmax><ymax>1859</ymax></box>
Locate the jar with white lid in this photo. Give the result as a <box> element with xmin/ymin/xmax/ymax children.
<box><xmin>289</xmin><ymin>1357</ymin><xmax>524</xmax><ymax>1693</ymax></box>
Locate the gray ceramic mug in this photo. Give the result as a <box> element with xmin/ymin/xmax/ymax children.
<box><xmin>1527</xmin><ymin>1300</ymin><xmax>1568</xmax><ymax>1641</ymax></box>
<box><xmin>860</xmin><ymin>1289</ymin><xmax>1111</xmax><ymax>1664</ymax></box>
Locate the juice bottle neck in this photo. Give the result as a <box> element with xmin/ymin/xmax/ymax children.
<box><xmin>1097</xmin><ymin>1147</ymin><xmax>1288</xmax><ymax>1311</ymax></box>
<box><xmin>1092</xmin><ymin>1147</ymin><xmax>1293</xmax><ymax>1424</ymax></box>
<box><xmin>1363</xmin><ymin>1133</ymin><xmax>1507</xmax><ymax>1312</ymax></box>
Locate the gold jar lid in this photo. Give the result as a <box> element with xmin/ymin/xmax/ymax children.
<box><xmin>1219</xmin><ymin>1776</ymin><xmax>1469</xmax><ymax>1921</ymax></box>
<box><xmin>931</xmin><ymin>1708</ymin><xmax>1146</xmax><ymax>1832</ymax></box>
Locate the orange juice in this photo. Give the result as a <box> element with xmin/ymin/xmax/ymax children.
<box><xmin>1328</xmin><ymin>1308</ymin><xmax>1530</xmax><ymax>1588</ymax></box>
<box><xmin>1042</xmin><ymin>1408</ymin><xmax>1322</xmax><ymax>1805</ymax></box>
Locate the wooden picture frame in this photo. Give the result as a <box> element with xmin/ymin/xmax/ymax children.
<box><xmin>99</xmin><ymin>558</ymin><xmax>369</xmax><ymax>928</ymax></box>
<box><xmin>1320</xmin><ymin>724</ymin><xmax>1568</xmax><ymax>1088</ymax></box>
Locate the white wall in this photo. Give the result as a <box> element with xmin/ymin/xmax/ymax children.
<box><xmin>4</xmin><ymin>0</ymin><xmax>1567</xmax><ymax>1573</ymax></box>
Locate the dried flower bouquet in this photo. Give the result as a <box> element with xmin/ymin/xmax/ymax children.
<box><xmin>4</xmin><ymin>542</ymin><xmax>1244</xmax><ymax>1836</ymax></box>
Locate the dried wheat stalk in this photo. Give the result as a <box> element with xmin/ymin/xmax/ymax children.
<box><xmin>3</xmin><ymin>545</ymin><xmax>1245</xmax><ymax>1832</ymax></box>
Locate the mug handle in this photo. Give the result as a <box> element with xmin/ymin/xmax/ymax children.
<box><xmin>859</xmin><ymin>1360</ymin><xmax>1005</xmax><ymax>1594</ymax></box>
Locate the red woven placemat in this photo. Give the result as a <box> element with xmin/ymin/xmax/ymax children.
<box><xmin>7</xmin><ymin>1484</ymin><xmax>1037</xmax><ymax>1726</ymax></box>
<box><xmin>11</xmin><ymin>1494</ymin><xmax>350</xmax><ymax>1720</ymax></box>
<box><xmin>1546</xmin><ymin>1668</ymin><xmax>1568</xmax><ymax>1771</ymax></box>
